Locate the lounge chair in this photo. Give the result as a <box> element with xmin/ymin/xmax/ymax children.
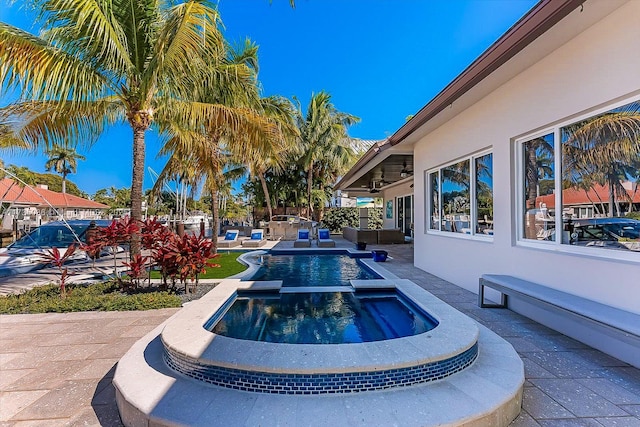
<box><xmin>218</xmin><ymin>230</ymin><xmax>240</xmax><ymax>248</ymax></box>
<box><xmin>293</xmin><ymin>228</ymin><xmax>311</xmax><ymax>248</ymax></box>
<box><xmin>242</xmin><ymin>229</ymin><xmax>267</xmax><ymax>248</ymax></box>
<box><xmin>317</xmin><ymin>228</ymin><xmax>335</xmax><ymax>248</ymax></box>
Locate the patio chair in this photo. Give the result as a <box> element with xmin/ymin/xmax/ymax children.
<box><xmin>293</xmin><ymin>228</ymin><xmax>311</xmax><ymax>248</ymax></box>
<box><xmin>242</xmin><ymin>229</ymin><xmax>267</xmax><ymax>248</ymax></box>
<box><xmin>218</xmin><ymin>229</ymin><xmax>240</xmax><ymax>248</ymax></box>
<box><xmin>317</xmin><ymin>228</ymin><xmax>335</xmax><ymax>247</ymax></box>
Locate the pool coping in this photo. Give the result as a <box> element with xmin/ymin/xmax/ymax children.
<box><xmin>161</xmin><ymin>279</ymin><xmax>479</xmax><ymax>375</ymax></box>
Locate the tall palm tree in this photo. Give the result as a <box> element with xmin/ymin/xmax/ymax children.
<box><xmin>44</xmin><ymin>145</ymin><xmax>85</xmax><ymax>194</ymax></box>
<box><xmin>295</xmin><ymin>92</ymin><xmax>359</xmax><ymax>220</ymax></box>
<box><xmin>245</xmin><ymin>96</ymin><xmax>298</xmax><ymax>220</ymax></box>
<box><xmin>155</xmin><ymin>40</ymin><xmax>285</xmax><ymax>250</ymax></box>
<box><xmin>563</xmin><ymin>104</ymin><xmax>640</xmax><ymax>217</ymax></box>
<box><xmin>524</xmin><ymin>136</ymin><xmax>554</xmax><ymax>210</ymax></box>
<box><xmin>0</xmin><ymin>1</ymin><xmax>273</xmax><ymax>254</ymax></box>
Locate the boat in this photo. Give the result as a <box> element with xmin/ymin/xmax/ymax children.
<box><xmin>0</xmin><ymin>219</ymin><xmax>113</xmax><ymax>276</ymax></box>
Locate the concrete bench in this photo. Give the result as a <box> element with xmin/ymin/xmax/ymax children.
<box><xmin>479</xmin><ymin>274</ymin><xmax>640</xmax><ymax>368</ymax></box>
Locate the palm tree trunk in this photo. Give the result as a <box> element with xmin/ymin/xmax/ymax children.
<box><xmin>211</xmin><ymin>190</ymin><xmax>219</xmax><ymax>254</ymax></box>
<box><xmin>259</xmin><ymin>172</ymin><xmax>273</xmax><ymax>219</ymax></box>
<box><xmin>62</xmin><ymin>171</ymin><xmax>67</xmax><ymax>194</ymax></box>
<box><xmin>317</xmin><ymin>181</ymin><xmax>325</xmax><ymax>223</ymax></box>
<box><xmin>608</xmin><ymin>178</ymin><xmax>615</xmax><ymax>217</ymax></box>
<box><xmin>130</xmin><ymin>124</ymin><xmax>147</xmax><ymax>256</ymax></box>
<box><xmin>526</xmin><ymin>144</ymin><xmax>538</xmax><ymax>210</ymax></box>
<box><xmin>307</xmin><ymin>166</ymin><xmax>313</xmax><ymax>218</ymax></box>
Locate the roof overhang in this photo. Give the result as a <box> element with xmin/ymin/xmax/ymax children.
<box><xmin>335</xmin><ymin>139</ymin><xmax>414</xmax><ymax>196</ymax></box>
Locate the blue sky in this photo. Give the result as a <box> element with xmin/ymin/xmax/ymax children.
<box><xmin>0</xmin><ymin>0</ymin><xmax>536</xmax><ymax>196</ymax></box>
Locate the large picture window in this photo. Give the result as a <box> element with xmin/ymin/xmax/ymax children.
<box><xmin>518</xmin><ymin>99</ymin><xmax>640</xmax><ymax>254</ymax></box>
<box><xmin>428</xmin><ymin>151</ymin><xmax>494</xmax><ymax>237</ymax></box>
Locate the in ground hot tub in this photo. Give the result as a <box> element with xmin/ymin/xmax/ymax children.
<box><xmin>161</xmin><ymin>279</ymin><xmax>480</xmax><ymax>394</ymax></box>
<box><xmin>206</xmin><ymin>290</ymin><xmax>438</xmax><ymax>344</ymax></box>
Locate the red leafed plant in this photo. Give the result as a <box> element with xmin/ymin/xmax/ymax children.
<box><xmin>158</xmin><ymin>233</ymin><xmax>218</xmax><ymax>293</ymax></box>
<box><xmin>122</xmin><ymin>253</ymin><xmax>149</xmax><ymax>289</ymax></box>
<box><xmin>98</xmin><ymin>216</ymin><xmax>140</xmax><ymax>278</ymax></box>
<box><xmin>40</xmin><ymin>243</ymin><xmax>77</xmax><ymax>298</ymax></box>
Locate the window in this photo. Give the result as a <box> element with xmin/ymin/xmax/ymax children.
<box><xmin>518</xmin><ymin>99</ymin><xmax>640</xmax><ymax>254</ymax></box>
<box><xmin>427</xmin><ymin>151</ymin><xmax>494</xmax><ymax>237</ymax></box>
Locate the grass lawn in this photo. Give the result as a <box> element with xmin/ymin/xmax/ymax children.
<box><xmin>149</xmin><ymin>251</ymin><xmax>247</xmax><ymax>279</ymax></box>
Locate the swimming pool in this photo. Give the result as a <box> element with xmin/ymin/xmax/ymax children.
<box><xmin>207</xmin><ymin>291</ymin><xmax>438</xmax><ymax>344</ymax></box>
<box><xmin>245</xmin><ymin>253</ymin><xmax>381</xmax><ymax>286</ymax></box>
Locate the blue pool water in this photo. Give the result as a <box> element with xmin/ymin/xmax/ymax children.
<box><xmin>208</xmin><ymin>291</ymin><xmax>438</xmax><ymax>344</ymax></box>
<box><xmin>247</xmin><ymin>254</ymin><xmax>381</xmax><ymax>287</ymax></box>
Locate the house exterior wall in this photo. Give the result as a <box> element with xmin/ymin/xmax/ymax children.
<box><xmin>413</xmin><ymin>1</ymin><xmax>640</xmax><ymax>314</ymax></box>
<box><xmin>382</xmin><ymin>181</ymin><xmax>413</xmax><ymax>229</ymax></box>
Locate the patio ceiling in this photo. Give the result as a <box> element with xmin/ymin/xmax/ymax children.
<box><xmin>336</xmin><ymin>152</ymin><xmax>414</xmax><ymax>196</ymax></box>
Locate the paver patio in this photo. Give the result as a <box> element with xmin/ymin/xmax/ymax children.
<box><xmin>0</xmin><ymin>238</ymin><xmax>639</xmax><ymax>426</ymax></box>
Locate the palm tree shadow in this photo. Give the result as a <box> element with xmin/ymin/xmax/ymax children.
<box><xmin>91</xmin><ymin>364</ymin><xmax>125</xmax><ymax>427</ymax></box>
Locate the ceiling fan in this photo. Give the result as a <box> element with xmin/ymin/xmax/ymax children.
<box><xmin>369</xmin><ymin>181</ymin><xmax>380</xmax><ymax>193</ymax></box>
<box><xmin>400</xmin><ymin>160</ymin><xmax>413</xmax><ymax>178</ymax></box>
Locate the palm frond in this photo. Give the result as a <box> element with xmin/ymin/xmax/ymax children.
<box><xmin>0</xmin><ymin>98</ymin><xmax>122</xmax><ymax>150</ymax></box>
<box><xmin>39</xmin><ymin>0</ymin><xmax>135</xmax><ymax>76</ymax></box>
<box><xmin>0</xmin><ymin>22</ymin><xmax>110</xmax><ymax>103</ymax></box>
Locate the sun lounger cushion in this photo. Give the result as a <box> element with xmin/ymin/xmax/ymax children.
<box><xmin>219</xmin><ymin>230</ymin><xmax>241</xmax><ymax>248</ymax></box>
<box><xmin>242</xmin><ymin>229</ymin><xmax>267</xmax><ymax>248</ymax></box>
<box><xmin>224</xmin><ymin>231</ymin><xmax>239</xmax><ymax>241</ymax></box>
<box><xmin>318</xmin><ymin>229</ymin><xmax>330</xmax><ymax>240</ymax></box>
<box><xmin>294</xmin><ymin>228</ymin><xmax>311</xmax><ymax>248</ymax></box>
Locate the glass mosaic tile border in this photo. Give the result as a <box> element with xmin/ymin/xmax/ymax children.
<box><xmin>164</xmin><ymin>342</ymin><xmax>478</xmax><ymax>394</ymax></box>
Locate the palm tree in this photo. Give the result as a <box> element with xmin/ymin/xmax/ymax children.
<box><xmin>295</xmin><ymin>92</ymin><xmax>359</xmax><ymax>220</ymax></box>
<box><xmin>44</xmin><ymin>145</ymin><xmax>85</xmax><ymax>194</ymax></box>
<box><xmin>245</xmin><ymin>96</ymin><xmax>298</xmax><ymax>220</ymax></box>
<box><xmin>155</xmin><ymin>40</ymin><xmax>286</xmax><ymax>250</ymax></box>
<box><xmin>524</xmin><ymin>136</ymin><xmax>555</xmax><ymax>210</ymax></box>
<box><xmin>563</xmin><ymin>103</ymin><xmax>640</xmax><ymax>217</ymax></box>
<box><xmin>0</xmin><ymin>1</ymin><xmax>274</xmax><ymax>255</ymax></box>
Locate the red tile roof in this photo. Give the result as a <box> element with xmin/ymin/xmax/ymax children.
<box><xmin>536</xmin><ymin>183</ymin><xmax>640</xmax><ymax>209</ymax></box>
<box><xmin>0</xmin><ymin>178</ymin><xmax>109</xmax><ymax>209</ymax></box>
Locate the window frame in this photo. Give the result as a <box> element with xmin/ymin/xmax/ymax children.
<box><xmin>425</xmin><ymin>149</ymin><xmax>494</xmax><ymax>241</ymax></box>
<box><xmin>514</xmin><ymin>95</ymin><xmax>640</xmax><ymax>263</ymax></box>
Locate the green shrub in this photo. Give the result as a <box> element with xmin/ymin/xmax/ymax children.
<box><xmin>0</xmin><ymin>282</ymin><xmax>181</xmax><ymax>314</ymax></box>
<box><xmin>321</xmin><ymin>207</ymin><xmax>383</xmax><ymax>233</ymax></box>
<box><xmin>625</xmin><ymin>211</ymin><xmax>640</xmax><ymax>220</ymax></box>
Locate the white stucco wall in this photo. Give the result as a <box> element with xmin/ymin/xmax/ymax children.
<box><xmin>413</xmin><ymin>1</ymin><xmax>640</xmax><ymax>314</ymax></box>
<box><xmin>382</xmin><ymin>181</ymin><xmax>413</xmax><ymax>230</ymax></box>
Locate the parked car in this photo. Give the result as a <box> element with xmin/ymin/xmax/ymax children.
<box><xmin>570</xmin><ymin>217</ymin><xmax>640</xmax><ymax>251</ymax></box>
<box><xmin>0</xmin><ymin>219</ymin><xmax>113</xmax><ymax>276</ymax></box>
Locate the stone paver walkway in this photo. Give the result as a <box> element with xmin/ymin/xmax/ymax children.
<box><xmin>0</xmin><ymin>239</ymin><xmax>639</xmax><ymax>426</ymax></box>
<box><xmin>0</xmin><ymin>309</ymin><xmax>178</xmax><ymax>426</ymax></box>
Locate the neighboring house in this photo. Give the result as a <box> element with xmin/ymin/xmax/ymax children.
<box><xmin>536</xmin><ymin>182</ymin><xmax>640</xmax><ymax>219</ymax></box>
<box><xmin>337</xmin><ymin>1</ymin><xmax>639</xmax><ymax>365</ymax></box>
<box><xmin>0</xmin><ymin>178</ymin><xmax>109</xmax><ymax>227</ymax></box>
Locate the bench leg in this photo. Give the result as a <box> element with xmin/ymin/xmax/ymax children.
<box><xmin>478</xmin><ymin>284</ymin><xmax>508</xmax><ymax>308</ymax></box>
